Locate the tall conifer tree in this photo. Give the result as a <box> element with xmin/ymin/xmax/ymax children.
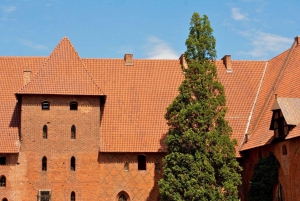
<box><xmin>158</xmin><ymin>12</ymin><xmax>242</xmax><ymax>201</ymax></box>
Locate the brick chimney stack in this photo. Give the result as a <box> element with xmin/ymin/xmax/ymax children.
<box><xmin>180</xmin><ymin>54</ymin><xmax>188</xmax><ymax>70</ymax></box>
<box><xmin>124</xmin><ymin>54</ymin><xmax>133</xmax><ymax>66</ymax></box>
<box><xmin>23</xmin><ymin>70</ymin><xmax>31</xmax><ymax>85</ymax></box>
<box><xmin>222</xmin><ymin>55</ymin><xmax>233</xmax><ymax>73</ymax></box>
<box><xmin>295</xmin><ymin>36</ymin><xmax>300</xmax><ymax>45</ymax></box>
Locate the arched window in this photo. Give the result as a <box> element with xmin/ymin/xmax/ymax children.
<box><xmin>118</xmin><ymin>194</ymin><xmax>127</xmax><ymax>201</ymax></box>
<box><xmin>71</xmin><ymin>191</ymin><xmax>75</xmax><ymax>201</ymax></box>
<box><xmin>0</xmin><ymin>176</ymin><xmax>6</xmax><ymax>187</ymax></box>
<box><xmin>42</xmin><ymin>156</ymin><xmax>47</xmax><ymax>171</ymax></box>
<box><xmin>282</xmin><ymin>145</ymin><xmax>287</xmax><ymax>155</ymax></box>
<box><xmin>2</xmin><ymin>198</ymin><xmax>8</xmax><ymax>201</ymax></box>
<box><xmin>42</xmin><ymin>101</ymin><xmax>50</xmax><ymax>110</ymax></box>
<box><xmin>43</xmin><ymin>125</ymin><xmax>48</xmax><ymax>139</ymax></box>
<box><xmin>138</xmin><ymin>155</ymin><xmax>146</xmax><ymax>170</ymax></box>
<box><xmin>71</xmin><ymin>157</ymin><xmax>75</xmax><ymax>171</ymax></box>
<box><xmin>277</xmin><ymin>183</ymin><xmax>285</xmax><ymax>201</ymax></box>
<box><xmin>70</xmin><ymin>101</ymin><xmax>78</xmax><ymax>110</ymax></box>
<box><xmin>71</xmin><ymin>125</ymin><xmax>76</xmax><ymax>139</ymax></box>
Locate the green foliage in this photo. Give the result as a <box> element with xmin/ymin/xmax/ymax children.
<box><xmin>248</xmin><ymin>152</ymin><xmax>279</xmax><ymax>201</ymax></box>
<box><xmin>158</xmin><ymin>12</ymin><xmax>242</xmax><ymax>201</ymax></box>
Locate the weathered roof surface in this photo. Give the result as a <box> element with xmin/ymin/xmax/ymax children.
<box><xmin>271</xmin><ymin>98</ymin><xmax>300</xmax><ymax>125</ymax></box>
<box><xmin>17</xmin><ymin>37</ymin><xmax>104</xmax><ymax>96</ymax></box>
<box><xmin>242</xmin><ymin>37</ymin><xmax>300</xmax><ymax>151</ymax></box>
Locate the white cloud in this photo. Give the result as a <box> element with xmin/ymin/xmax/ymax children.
<box><xmin>18</xmin><ymin>39</ymin><xmax>48</xmax><ymax>50</ymax></box>
<box><xmin>145</xmin><ymin>36</ymin><xmax>179</xmax><ymax>59</ymax></box>
<box><xmin>231</xmin><ymin>8</ymin><xmax>249</xmax><ymax>21</ymax></box>
<box><xmin>238</xmin><ymin>31</ymin><xmax>292</xmax><ymax>58</ymax></box>
<box><xmin>1</xmin><ymin>6</ymin><xmax>16</xmax><ymax>20</ymax></box>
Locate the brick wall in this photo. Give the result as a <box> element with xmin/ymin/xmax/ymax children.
<box><xmin>0</xmin><ymin>95</ymin><xmax>164</xmax><ymax>201</ymax></box>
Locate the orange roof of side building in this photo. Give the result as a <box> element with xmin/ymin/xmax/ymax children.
<box><xmin>2</xmin><ymin>36</ymin><xmax>300</xmax><ymax>154</ymax></box>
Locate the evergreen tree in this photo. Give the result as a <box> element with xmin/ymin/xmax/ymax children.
<box><xmin>158</xmin><ymin>12</ymin><xmax>242</xmax><ymax>201</ymax></box>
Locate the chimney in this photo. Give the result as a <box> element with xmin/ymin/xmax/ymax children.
<box><xmin>124</xmin><ymin>54</ymin><xmax>133</xmax><ymax>66</ymax></box>
<box><xmin>222</xmin><ymin>55</ymin><xmax>233</xmax><ymax>73</ymax></box>
<box><xmin>23</xmin><ymin>70</ymin><xmax>31</xmax><ymax>85</ymax></box>
<box><xmin>295</xmin><ymin>36</ymin><xmax>300</xmax><ymax>45</ymax></box>
<box><xmin>180</xmin><ymin>54</ymin><xmax>188</xmax><ymax>70</ymax></box>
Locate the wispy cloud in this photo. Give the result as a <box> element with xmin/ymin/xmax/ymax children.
<box><xmin>0</xmin><ymin>6</ymin><xmax>16</xmax><ymax>20</ymax></box>
<box><xmin>18</xmin><ymin>39</ymin><xmax>48</xmax><ymax>50</ymax></box>
<box><xmin>238</xmin><ymin>31</ymin><xmax>292</xmax><ymax>58</ymax></box>
<box><xmin>145</xmin><ymin>36</ymin><xmax>179</xmax><ymax>59</ymax></box>
<box><xmin>231</xmin><ymin>8</ymin><xmax>249</xmax><ymax>21</ymax></box>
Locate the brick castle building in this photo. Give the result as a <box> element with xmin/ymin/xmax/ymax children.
<box><xmin>1</xmin><ymin>36</ymin><xmax>300</xmax><ymax>200</ymax></box>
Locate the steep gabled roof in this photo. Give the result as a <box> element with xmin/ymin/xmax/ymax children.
<box><xmin>17</xmin><ymin>37</ymin><xmax>104</xmax><ymax>96</ymax></box>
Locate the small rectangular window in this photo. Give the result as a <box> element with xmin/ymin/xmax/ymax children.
<box><xmin>0</xmin><ymin>156</ymin><xmax>6</xmax><ymax>165</ymax></box>
<box><xmin>70</xmin><ymin>101</ymin><xmax>78</xmax><ymax>110</ymax></box>
<box><xmin>42</xmin><ymin>101</ymin><xmax>50</xmax><ymax>110</ymax></box>
<box><xmin>38</xmin><ymin>190</ymin><xmax>51</xmax><ymax>201</ymax></box>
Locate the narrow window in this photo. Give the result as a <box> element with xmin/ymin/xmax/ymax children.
<box><xmin>70</xmin><ymin>101</ymin><xmax>78</xmax><ymax>110</ymax></box>
<box><xmin>42</xmin><ymin>101</ymin><xmax>50</xmax><ymax>110</ymax></box>
<box><xmin>0</xmin><ymin>176</ymin><xmax>6</xmax><ymax>187</ymax></box>
<box><xmin>138</xmin><ymin>155</ymin><xmax>146</xmax><ymax>170</ymax></box>
<box><xmin>42</xmin><ymin>157</ymin><xmax>47</xmax><ymax>171</ymax></box>
<box><xmin>2</xmin><ymin>198</ymin><xmax>8</xmax><ymax>201</ymax></box>
<box><xmin>0</xmin><ymin>156</ymin><xmax>6</xmax><ymax>165</ymax></box>
<box><xmin>118</xmin><ymin>194</ymin><xmax>128</xmax><ymax>201</ymax></box>
<box><xmin>155</xmin><ymin>162</ymin><xmax>160</xmax><ymax>172</ymax></box>
<box><xmin>124</xmin><ymin>162</ymin><xmax>129</xmax><ymax>171</ymax></box>
<box><xmin>276</xmin><ymin>184</ymin><xmax>285</xmax><ymax>201</ymax></box>
<box><xmin>71</xmin><ymin>191</ymin><xmax>75</xmax><ymax>201</ymax></box>
<box><xmin>38</xmin><ymin>190</ymin><xmax>51</xmax><ymax>201</ymax></box>
<box><xmin>282</xmin><ymin>145</ymin><xmax>287</xmax><ymax>155</ymax></box>
<box><xmin>71</xmin><ymin>156</ymin><xmax>75</xmax><ymax>171</ymax></box>
<box><xmin>71</xmin><ymin>125</ymin><xmax>76</xmax><ymax>139</ymax></box>
<box><xmin>43</xmin><ymin>125</ymin><xmax>48</xmax><ymax>139</ymax></box>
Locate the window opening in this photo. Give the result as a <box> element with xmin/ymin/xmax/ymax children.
<box><xmin>124</xmin><ymin>162</ymin><xmax>129</xmax><ymax>171</ymax></box>
<box><xmin>138</xmin><ymin>155</ymin><xmax>146</xmax><ymax>170</ymax></box>
<box><xmin>71</xmin><ymin>156</ymin><xmax>75</xmax><ymax>171</ymax></box>
<box><xmin>277</xmin><ymin>184</ymin><xmax>285</xmax><ymax>201</ymax></box>
<box><xmin>71</xmin><ymin>191</ymin><xmax>75</xmax><ymax>201</ymax></box>
<box><xmin>273</xmin><ymin>110</ymin><xmax>289</xmax><ymax>138</ymax></box>
<box><xmin>38</xmin><ymin>190</ymin><xmax>51</xmax><ymax>201</ymax></box>
<box><xmin>2</xmin><ymin>198</ymin><xmax>8</xmax><ymax>201</ymax></box>
<box><xmin>0</xmin><ymin>157</ymin><xmax>6</xmax><ymax>165</ymax></box>
<box><xmin>0</xmin><ymin>176</ymin><xmax>6</xmax><ymax>187</ymax></box>
<box><xmin>42</xmin><ymin>157</ymin><xmax>47</xmax><ymax>171</ymax></box>
<box><xmin>71</xmin><ymin>125</ymin><xmax>76</xmax><ymax>139</ymax></box>
<box><xmin>43</xmin><ymin>125</ymin><xmax>48</xmax><ymax>139</ymax></box>
<box><xmin>282</xmin><ymin>145</ymin><xmax>287</xmax><ymax>155</ymax></box>
<box><xmin>118</xmin><ymin>194</ymin><xmax>128</xmax><ymax>201</ymax></box>
<box><xmin>70</xmin><ymin>101</ymin><xmax>78</xmax><ymax>110</ymax></box>
<box><xmin>42</xmin><ymin>101</ymin><xmax>50</xmax><ymax>110</ymax></box>
<box><xmin>155</xmin><ymin>162</ymin><xmax>160</xmax><ymax>171</ymax></box>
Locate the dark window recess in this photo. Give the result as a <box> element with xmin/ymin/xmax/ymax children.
<box><xmin>0</xmin><ymin>157</ymin><xmax>6</xmax><ymax>165</ymax></box>
<box><xmin>43</xmin><ymin>125</ymin><xmax>48</xmax><ymax>139</ymax></box>
<box><xmin>272</xmin><ymin>110</ymin><xmax>289</xmax><ymax>138</ymax></box>
<box><xmin>2</xmin><ymin>198</ymin><xmax>8</xmax><ymax>201</ymax></box>
<box><xmin>155</xmin><ymin>162</ymin><xmax>160</xmax><ymax>171</ymax></box>
<box><xmin>277</xmin><ymin>184</ymin><xmax>285</xmax><ymax>201</ymax></box>
<box><xmin>71</xmin><ymin>191</ymin><xmax>75</xmax><ymax>201</ymax></box>
<box><xmin>0</xmin><ymin>176</ymin><xmax>6</xmax><ymax>187</ymax></box>
<box><xmin>71</xmin><ymin>157</ymin><xmax>75</xmax><ymax>171</ymax></box>
<box><xmin>42</xmin><ymin>101</ymin><xmax>50</xmax><ymax>110</ymax></box>
<box><xmin>70</xmin><ymin>101</ymin><xmax>78</xmax><ymax>110</ymax></box>
<box><xmin>71</xmin><ymin>125</ymin><xmax>76</xmax><ymax>139</ymax></box>
<box><xmin>39</xmin><ymin>191</ymin><xmax>51</xmax><ymax>201</ymax></box>
<box><xmin>42</xmin><ymin>157</ymin><xmax>47</xmax><ymax>171</ymax></box>
<box><xmin>282</xmin><ymin>145</ymin><xmax>287</xmax><ymax>155</ymax></box>
<box><xmin>138</xmin><ymin>155</ymin><xmax>146</xmax><ymax>170</ymax></box>
<box><xmin>124</xmin><ymin>162</ymin><xmax>129</xmax><ymax>171</ymax></box>
<box><xmin>118</xmin><ymin>194</ymin><xmax>127</xmax><ymax>201</ymax></box>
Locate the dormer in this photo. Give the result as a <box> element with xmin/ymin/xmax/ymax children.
<box><xmin>270</xmin><ymin>97</ymin><xmax>300</xmax><ymax>141</ymax></box>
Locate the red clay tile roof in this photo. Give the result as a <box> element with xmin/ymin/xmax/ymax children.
<box><xmin>242</xmin><ymin>38</ymin><xmax>300</xmax><ymax>151</ymax></box>
<box><xmin>2</xmin><ymin>36</ymin><xmax>300</xmax><ymax>154</ymax></box>
<box><xmin>17</xmin><ymin>37</ymin><xmax>104</xmax><ymax>96</ymax></box>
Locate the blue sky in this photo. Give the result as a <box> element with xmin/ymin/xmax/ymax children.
<box><xmin>0</xmin><ymin>0</ymin><xmax>298</xmax><ymax>60</ymax></box>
